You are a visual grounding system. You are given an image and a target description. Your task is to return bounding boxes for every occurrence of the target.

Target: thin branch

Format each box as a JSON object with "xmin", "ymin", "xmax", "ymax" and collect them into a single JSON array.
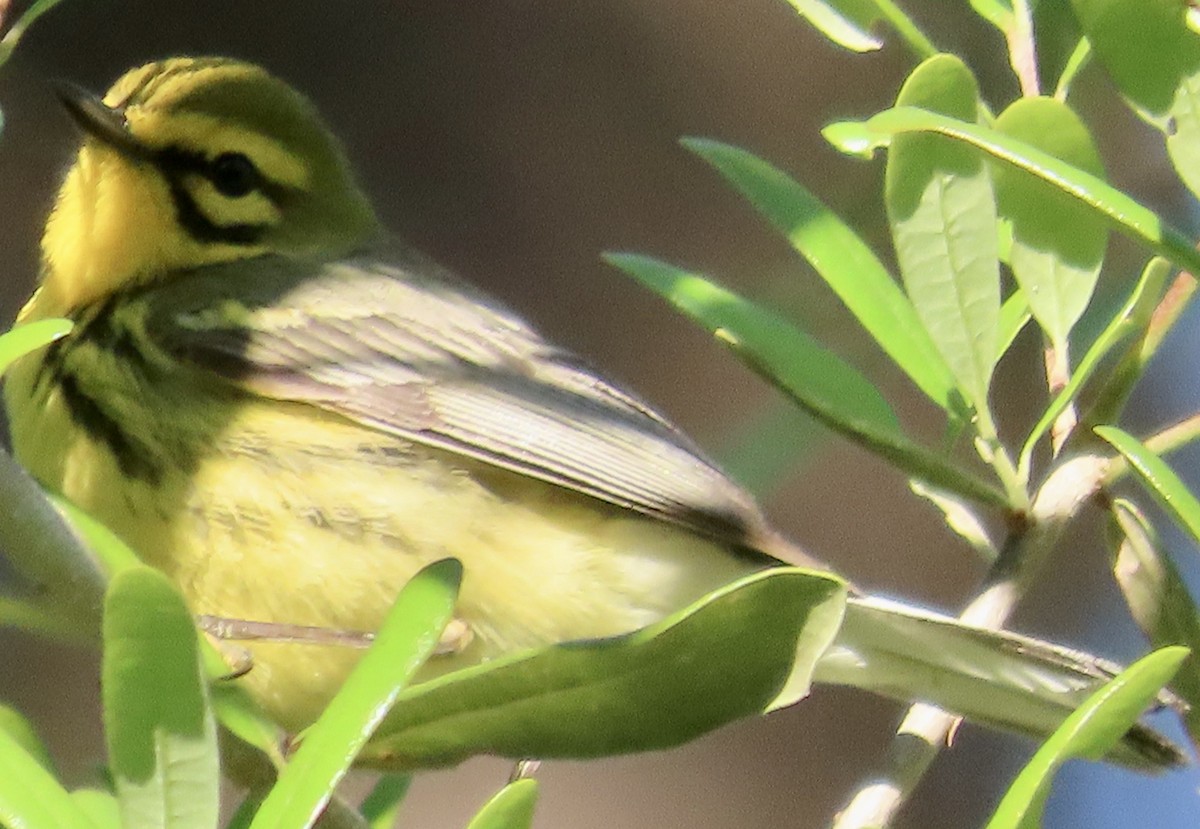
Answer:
[{"xmin": 832, "ymin": 454, "xmax": 1108, "ymax": 828}]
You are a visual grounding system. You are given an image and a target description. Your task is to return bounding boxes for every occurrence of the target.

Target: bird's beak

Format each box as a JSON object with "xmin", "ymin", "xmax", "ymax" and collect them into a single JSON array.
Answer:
[{"xmin": 53, "ymin": 81, "xmax": 153, "ymax": 160}]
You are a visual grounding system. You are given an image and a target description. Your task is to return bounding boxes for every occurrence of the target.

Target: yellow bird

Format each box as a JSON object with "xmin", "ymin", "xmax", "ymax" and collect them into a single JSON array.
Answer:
[{"xmin": 2, "ymin": 57, "xmax": 1176, "ymax": 763}]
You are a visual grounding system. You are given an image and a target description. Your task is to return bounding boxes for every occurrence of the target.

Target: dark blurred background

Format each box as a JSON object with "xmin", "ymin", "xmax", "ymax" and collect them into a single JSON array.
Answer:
[{"xmin": 1, "ymin": 1, "xmax": 1198, "ymax": 826}]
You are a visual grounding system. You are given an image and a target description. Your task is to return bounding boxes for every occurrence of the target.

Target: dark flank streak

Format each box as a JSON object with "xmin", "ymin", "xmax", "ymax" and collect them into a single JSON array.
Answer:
[
  {"xmin": 55, "ymin": 372, "xmax": 162, "ymax": 484},
  {"xmin": 43, "ymin": 301, "xmax": 165, "ymax": 485}
]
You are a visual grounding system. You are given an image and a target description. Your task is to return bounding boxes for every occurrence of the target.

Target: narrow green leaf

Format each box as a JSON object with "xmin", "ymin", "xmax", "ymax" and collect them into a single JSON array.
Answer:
[
  {"xmin": 0, "ymin": 705, "xmax": 56, "ymax": 775},
  {"xmin": 997, "ymin": 289, "xmax": 1031, "ymax": 360},
  {"xmin": 358, "ymin": 568, "xmax": 846, "ymax": 768},
  {"xmin": 967, "ymin": 0, "xmax": 1013, "ymax": 29},
  {"xmin": 360, "ymin": 774, "xmax": 411, "ymax": 829},
  {"xmin": 860, "ymin": 106, "xmax": 1200, "ymax": 276},
  {"xmin": 885, "ymin": 55, "xmax": 1000, "ymax": 413},
  {"xmin": 607, "ymin": 254, "xmax": 1006, "ymax": 506},
  {"xmin": 52, "ymin": 496, "xmax": 142, "ymax": 577},
  {"xmin": 782, "ymin": 0, "xmax": 884, "ymax": 52},
  {"xmin": 0, "ymin": 320, "xmax": 71, "ymax": 377},
  {"xmin": 465, "ymin": 779, "xmax": 539, "ymax": 829},
  {"xmin": 910, "ymin": 480, "xmax": 996, "ymax": 560},
  {"xmin": 249, "ymin": 559, "xmax": 462, "ymax": 829},
  {"xmin": 0, "ymin": 0, "xmax": 68, "ymax": 68},
  {"xmin": 0, "ymin": 453, "xmax": 108, "ymax": 644},
  {"xmin": 103, "ymin": 568, "xmax": 219, "ymax": 829},
  {"xmin": 1020, "ymin": 257, "xmax": 1170, "ymax": 477},
  {"xmin": 986, "ymin": 646, "xmax": 1188, "ymax": 829},
  {"xmin": 683, "ymin": 138, "xmax": 960, "ymax": 414},
  {"xmin": 1108, "ymin": 498, "xmax": 1200, "ymax": 742},
  {"xmin": 0, "ymin": 724, "xmax": 97, "ymax": 829},
  {"xmin": 609, "ymin": 252, "xmax": 896, "ymax": 433},
  {"xmin": 71, "ymin": 791, "xmax": 122, "ymax": 829},
  {"xmin": 993, "ymin": 97, "xmax": 1106, "ymax": 347},
  {"xmin": 1087, "ymin": 262, "xmax": 1190, "ymax": 425},
  {"xmin": 1097, "ymin": 426, "xmax": 1200, "ymax": 549}
]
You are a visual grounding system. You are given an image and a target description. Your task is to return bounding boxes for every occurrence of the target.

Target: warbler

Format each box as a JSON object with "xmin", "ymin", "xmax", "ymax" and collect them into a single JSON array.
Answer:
[{"xmin": 1, "ymin": 57, "xmax": 1177, "ymax": 764}]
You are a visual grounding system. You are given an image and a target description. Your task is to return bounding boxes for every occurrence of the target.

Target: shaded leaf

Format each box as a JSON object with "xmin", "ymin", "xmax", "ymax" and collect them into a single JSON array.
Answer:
[
  {"xmin": 885, "ymin": 54, "xmax": 1000, "ymax": 413},
  {"xmin": 1108, "ymin": 498, "xmax": 1200, "ymax": 744},
  {"xmin": 249, "ymin": 560, "xmax": 462, "ymax": 829},
  {"xmin": 103, "ymin": 568, "xmax": 219, "ymax": 829},
  {"xmin": 360, "ymin": 774, "xmax": 411, "ymax": 829},
  {"xmin": 358, "ymin": 568, "xmax": 846, "ymax": 768},
  {"xmin": 986, "ymin": 646, "xmax": 1187, "ymax": 829},
  {"xmin": 993, "ymin": 97, "xmax": 1106, "ymax": 347},
  {"xmin": 1020, "ymin": 257, "xmax": 1170, "ymax": 477}
]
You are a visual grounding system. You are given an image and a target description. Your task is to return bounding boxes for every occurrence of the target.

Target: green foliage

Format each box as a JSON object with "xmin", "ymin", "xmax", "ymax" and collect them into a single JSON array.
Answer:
[
  {"xmin": 7, "ymin": 0, "xmax": 1200, "ymax": 826},
  {"xmin": 985, "ymin": 647, "xmax": 1189, "ymax": 829}
]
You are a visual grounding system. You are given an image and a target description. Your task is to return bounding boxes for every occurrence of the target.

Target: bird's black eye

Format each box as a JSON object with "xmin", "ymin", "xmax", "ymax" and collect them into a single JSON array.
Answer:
[{"xmin": 209, "ymin": 152, "xmax": 259, "ymax": 198}]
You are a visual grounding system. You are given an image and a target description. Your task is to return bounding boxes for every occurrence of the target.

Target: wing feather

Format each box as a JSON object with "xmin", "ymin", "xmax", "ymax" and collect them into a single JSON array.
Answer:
[{"xmin": 141, "ymin": 247, "xmax": 770, "ymax": 545}]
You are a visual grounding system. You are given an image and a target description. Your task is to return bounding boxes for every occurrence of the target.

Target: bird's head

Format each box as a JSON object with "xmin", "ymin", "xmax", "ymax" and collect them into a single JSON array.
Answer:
[{"xmin": 40, "ymin": 57, "xmax": 381, "ymax": 313}]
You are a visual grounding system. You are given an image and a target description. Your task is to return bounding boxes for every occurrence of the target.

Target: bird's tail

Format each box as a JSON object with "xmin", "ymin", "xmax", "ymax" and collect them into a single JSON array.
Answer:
[{"xmin": 807, "ymin": 595, "xmax": 1186, "ymax": 769}]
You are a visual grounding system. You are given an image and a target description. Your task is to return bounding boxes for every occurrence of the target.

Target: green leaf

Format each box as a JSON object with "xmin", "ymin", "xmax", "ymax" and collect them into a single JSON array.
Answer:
[
  {"xmin": 967, "ymin": 0, "xmax": 1013, "ymax": 29},
  {"xmin": 1108, "ymin": 498, "xmax": 1200, "ymax": 742},
  {"xmin": 1097, "ymin": 426, "xmax": 1200, "ymax": 550},
  {"xmin": 0, "ymin": 452, "xmax": 108, "ymax": 643},
  {"xmin": 249, "ymin": 559, "xmax": 462, "ymax": 829},
  {"xmin": 993, "ymin": 97, "xmax": 1106, "ymax": 347},
  {"xmin": 52, "ymin": 496, "xmax": 143, "ymax": 577},
  {"xmin": 103, "ymin": 568, "xmax": 219, "ymax": 829},
  {"xmin": 985, "ymin": 646, "xmax": 1188, "ymax": 829},
  {"xmin": 465, "ymin": 779, "xmax": 539, "ymax": 829},
  {"xmin": 71, "ymin": 791, "xmax": 122, "ymax": 829},
  {"xmin": 855, "ymin": 106, "xmax": 1200, "ymax": 277},
  {"xmin": 885, "ymin": 55, "xmax": 1000, "ymax": 413},
  {"xmin": 607, "ymin": 254, "xmax": 1006, "ymax": 506},
  {"xmin": 1019, "ymin": 257, "xmax": 1170, "ymax": 477},
  {"xmin": 682, "ymin": 138, "xmax": 960, "ymax": 415},
  {"xmin": 358, "ymin": 568, "xmax": 846, "ymax": 768},
  {"xmin": 997, "ymin": 289, "xmax": 1031, "ymax": 360},
  {"xmin": 1086, "ymin": 261, "xmax": 1189, "ymax": 425},
  {"xmin": 0, "ymin": 721, "xmax": 97, "ymax": 829},
  {"xmin": 782, "ymin": 0, "xmax": 884, "ymax": 52},
  {"xmin": 360, "ymin": 774, "xmax": 411, "ymax": 829},
  {"xmin": 0, "ymin": 0, "xmax": 69, "ymax": 69},
  {"xmin": 1070, "ymin": 0, "xmax": 1200, "ymax": 118},
  {"xmin": 0, "ymin": 320, "xmax": 71, "ymax": 377},
  {"xmin": 0, "ymin": 704, "xmax": 56, "ymax": 775}
]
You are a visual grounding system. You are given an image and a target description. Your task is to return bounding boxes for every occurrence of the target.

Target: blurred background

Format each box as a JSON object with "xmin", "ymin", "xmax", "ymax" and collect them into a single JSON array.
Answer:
[{"xmin": 1, "ymin": 1, "xmax": 1198, "ymax": 826}]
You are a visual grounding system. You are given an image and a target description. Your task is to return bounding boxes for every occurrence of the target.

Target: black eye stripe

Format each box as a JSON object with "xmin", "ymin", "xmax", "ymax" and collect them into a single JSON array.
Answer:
[{"xmin": 155, "ymin": 145, "xmax": 294, "ymax": 205}]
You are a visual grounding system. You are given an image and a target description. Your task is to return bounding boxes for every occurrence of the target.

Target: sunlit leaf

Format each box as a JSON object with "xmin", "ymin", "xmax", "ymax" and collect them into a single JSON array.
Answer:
[
  {"xmin": 683, "ymin": 138, "xmax": 959, "ymax": 414},
  {"xmin": 782, "ymin": 0, "xmax": 884, "ymax": 51},
  {"xmin": 608, "ymin": 254, "xmax": 1005, "ymax": 505},
  {"xmin": 465, "ymin": 779, "xmax": 539, "ymax": 829},
  {"xmin": 0, "ymin": 319, "xmax": 71, "ymax": 377},
  {"xmin": 358, "ymin": 568, "xmax": 846, "ymax": 768},
  {"xmin": 885, "ymin": 55, "xmax": 1000, "ymax": 413},
  {"xmin": 249, "ymin": 560, "xmax": 461, "ymax": 829},
  {"xmin": 986, "ymin": 646, "xmax": 1187, "ymax": 829},
  {"xmin": 1097, "ymin": 426, "xmax": 1200, "ymax": 550},
  {"xmin": 103, "ymin": 568, "xmax": 219, "ymax": 829}
]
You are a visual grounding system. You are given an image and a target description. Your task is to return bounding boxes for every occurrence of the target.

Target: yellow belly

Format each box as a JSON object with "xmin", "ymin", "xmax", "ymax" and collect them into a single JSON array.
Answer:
[{"xmin": 6, "ymin": 353, "xmax": 753, "ymax": 730}]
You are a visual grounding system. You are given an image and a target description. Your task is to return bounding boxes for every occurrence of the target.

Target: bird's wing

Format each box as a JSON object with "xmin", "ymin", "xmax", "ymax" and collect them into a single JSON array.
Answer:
[{"xmin": 141, "ymin": 248, "xmax": 773, "ymax": 547}]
